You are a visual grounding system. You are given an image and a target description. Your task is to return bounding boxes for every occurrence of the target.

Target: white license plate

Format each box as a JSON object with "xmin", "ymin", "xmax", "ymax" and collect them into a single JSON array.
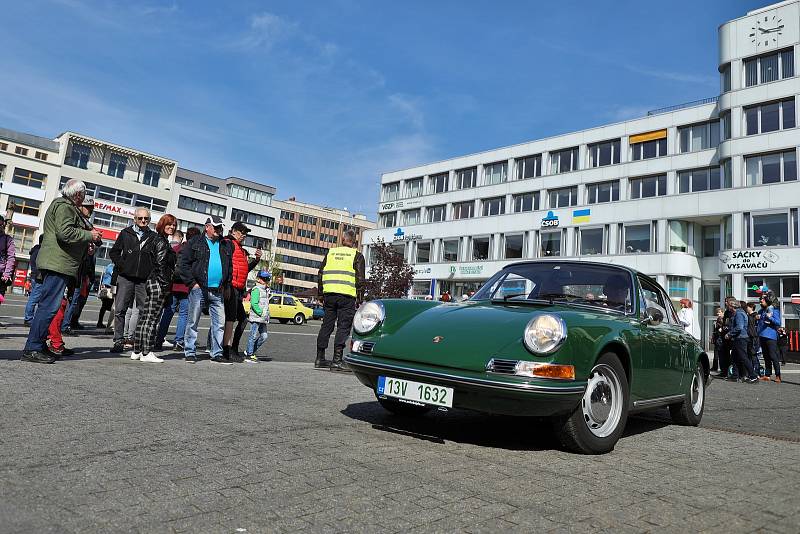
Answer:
[{"xmin": 377, "ymin": 376, "xmax": 453, "ymax": 408}]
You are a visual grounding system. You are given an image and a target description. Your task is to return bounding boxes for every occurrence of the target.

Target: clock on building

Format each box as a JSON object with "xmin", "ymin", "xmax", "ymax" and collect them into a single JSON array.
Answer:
[{"xmin": 749, "ymin": 13, "xmax": 784, "ymax": 48}]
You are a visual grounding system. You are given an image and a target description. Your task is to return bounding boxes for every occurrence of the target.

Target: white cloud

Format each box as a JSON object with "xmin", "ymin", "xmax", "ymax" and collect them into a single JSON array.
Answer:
[
  {"xmin": 604, "ymin": 105, "xmax": 655, "ymax": 122},
  {"xmin": 623, "ymin": 65, "xmax": 716, "ymax": 86},
  {"xmin": 388, "ymin": 94, "xmax": 425, "ymax": 130},
  {"xmin": 231, "ymin": 12, "xmax": 298, "ymax": 51}
]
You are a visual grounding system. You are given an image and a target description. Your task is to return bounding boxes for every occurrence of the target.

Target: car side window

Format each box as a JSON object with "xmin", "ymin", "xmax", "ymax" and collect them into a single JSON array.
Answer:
[
  {"xmin": 284, "ymin": 296, "xmax": 295, "ymax": 306},
  {"xmin": 638, "ymin": 278, "xmax": 669, "ymax": 323},
  {"xmin": 269, "ymin": 296, "xmax": 281, "ymax": 305}
]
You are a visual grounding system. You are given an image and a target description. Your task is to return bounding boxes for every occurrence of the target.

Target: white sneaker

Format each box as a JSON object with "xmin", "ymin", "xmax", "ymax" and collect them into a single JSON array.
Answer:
[
  {"xmin": 130, "ymin": 352, "xmax": 142, "ymax": 361},
  {"xmin": 140, "ymin": 352, "xmax": 164, "ymax": 363},
  {"xmin": 161, "ymin": 340, "xmax": 174, "ymax": 349}
]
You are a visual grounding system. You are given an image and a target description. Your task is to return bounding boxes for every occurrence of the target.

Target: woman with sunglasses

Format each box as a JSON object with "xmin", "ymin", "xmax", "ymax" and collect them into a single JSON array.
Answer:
[{"xmin": 132, "ymin": 214, "xmax": 178, "ymax": 363}]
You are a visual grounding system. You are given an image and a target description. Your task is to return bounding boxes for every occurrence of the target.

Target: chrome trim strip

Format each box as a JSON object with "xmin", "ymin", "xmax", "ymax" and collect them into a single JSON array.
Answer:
[
  {"xmin": 632, "ymin": 394, "xmax": 685, "ymax": 408},
  {"xmin": 344, "ymin": 354, "xmax": 586, "ymax": 395}
]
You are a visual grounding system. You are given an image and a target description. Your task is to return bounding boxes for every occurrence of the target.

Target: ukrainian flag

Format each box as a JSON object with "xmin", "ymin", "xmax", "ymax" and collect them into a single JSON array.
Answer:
[{"xmin": 572, "ymin": 209, "xmax": 591, "ymax": 224}]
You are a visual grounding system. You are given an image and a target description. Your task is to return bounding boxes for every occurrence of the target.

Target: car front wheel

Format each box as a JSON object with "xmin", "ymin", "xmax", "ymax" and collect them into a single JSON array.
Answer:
[
  {"xmin": 669, "ymin": 359, "xmax": 705, "ymax": 426},
  {"xmin": 554, "ymin": 353, "xmax": 629, "ymax": 454},
  {"xmin": 375, "ymin": 394, "xmax": 432, "ymax": 417},
  {"xmin": 293, "ymin": 313, "xmax": 305, "ymax": 325}
]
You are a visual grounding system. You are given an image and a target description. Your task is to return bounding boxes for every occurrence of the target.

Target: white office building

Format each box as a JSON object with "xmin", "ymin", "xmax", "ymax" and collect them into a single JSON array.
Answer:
[{"xmin": 363, "ymin": 0, "xmax": 800, "ymax": 348}]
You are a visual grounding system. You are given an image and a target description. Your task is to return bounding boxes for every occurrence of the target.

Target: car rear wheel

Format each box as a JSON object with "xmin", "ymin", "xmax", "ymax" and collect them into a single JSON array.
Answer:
[
  {"xmin": 293, "ymin": 313, "xmax": 305, "ymax": 325},
  {"xmin": 375, "ymin": 394, "xmax": 432, "ymax": 417},
  {"xmin": 669, "ymin": 359, "xmax": 705, "ymax": 426},
  {"xmin": 554, "ymin": 353, "xmax": 629, "ymax": 454}
]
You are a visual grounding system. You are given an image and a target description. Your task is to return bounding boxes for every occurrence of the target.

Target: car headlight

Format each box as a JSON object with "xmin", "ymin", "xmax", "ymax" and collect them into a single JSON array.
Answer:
[
  {"xmin": 523, "ymin": 314, "xmax": 567, "ymax": 354},
  {"xmin": 353, "ymin": 301, "xmax": 385, "ymax": 334}
]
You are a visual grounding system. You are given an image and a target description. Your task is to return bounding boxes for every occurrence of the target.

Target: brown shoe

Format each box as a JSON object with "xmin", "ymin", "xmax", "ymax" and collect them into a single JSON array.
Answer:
[
  {"xmin": 759, "ymin": 376, "xmax": 771, "ymax": 381},
  {"xmin": 775, "ymin": 376, "xmax": 782, "ymax": 383}
]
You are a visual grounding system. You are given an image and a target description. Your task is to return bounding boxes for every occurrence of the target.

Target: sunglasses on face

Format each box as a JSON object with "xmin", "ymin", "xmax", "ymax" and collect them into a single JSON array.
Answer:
[{"xmin": 136, "ymin": 217, "xmax": 150, "ymax": 221}]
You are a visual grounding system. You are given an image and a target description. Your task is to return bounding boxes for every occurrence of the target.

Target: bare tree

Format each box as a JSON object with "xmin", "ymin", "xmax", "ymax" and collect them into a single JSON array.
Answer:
[{"xmin": 365, "ymin": 238, "xmax": 414, "ymax": 299}]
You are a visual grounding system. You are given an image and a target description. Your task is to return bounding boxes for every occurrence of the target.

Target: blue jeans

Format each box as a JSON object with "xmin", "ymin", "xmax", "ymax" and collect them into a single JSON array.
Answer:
[
  {"xmin": 246, "ymin": 322, "xmax": 269, "ymax": 357},
  {"xmin": 184, "ymin": 287, "xmax": 224, "ymax": 358},
  {"xmin": 24, "ymin": 279, "xmax": 43, "ymax": 322},
  {"xmin": 24, "ymin": 272, "xmax": 70, "ymax": 352},
  {"xmin": 62, "ymin": 287, "xmax": 87, "ymax": 331},
  {"xmin": 156, "ymin": 293, "xmax": 189, "ymax": 346}
]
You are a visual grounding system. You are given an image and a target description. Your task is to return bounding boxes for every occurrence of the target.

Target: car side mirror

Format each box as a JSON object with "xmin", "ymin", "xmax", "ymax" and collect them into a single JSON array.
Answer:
[{"xmin": 642, "ymin": 307, "xmax": 664, "ymax": 326}]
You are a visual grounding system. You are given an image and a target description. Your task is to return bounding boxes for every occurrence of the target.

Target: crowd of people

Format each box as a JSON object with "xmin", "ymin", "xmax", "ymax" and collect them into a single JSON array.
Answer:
[
  {"xmin": 712, "ymin": 294, "xmax": 788, "ymax": 383},
  {"xmin": 16, "ymin": 178, "xmax": 366, "ymax": 369}
]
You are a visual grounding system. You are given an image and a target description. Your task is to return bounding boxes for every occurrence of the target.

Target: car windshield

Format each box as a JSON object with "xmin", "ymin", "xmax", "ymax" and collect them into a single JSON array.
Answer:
[{"xmin": 472, "ymin": 262, "xmax": 634, "ymax": 313}]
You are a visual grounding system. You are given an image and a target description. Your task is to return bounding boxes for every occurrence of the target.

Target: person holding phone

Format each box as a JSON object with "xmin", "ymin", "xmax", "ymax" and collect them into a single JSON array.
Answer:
[{"xmin": 222, "ymin": 221, "xmax": 262, "ymax": 362}]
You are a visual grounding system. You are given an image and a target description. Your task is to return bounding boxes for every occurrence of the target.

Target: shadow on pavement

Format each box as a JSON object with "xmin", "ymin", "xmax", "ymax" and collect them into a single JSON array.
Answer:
[{"xmin": 342, "ymin": 401, "xmax": 670, "ymax": 452}]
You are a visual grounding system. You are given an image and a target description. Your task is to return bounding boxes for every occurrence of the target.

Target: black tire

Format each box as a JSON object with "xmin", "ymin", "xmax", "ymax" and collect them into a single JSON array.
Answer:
[
  {"xmin": 669, "ymin": 359, "xmax": 705, "ymax": 426},
  {"xmin": 554, "ymin": 353, "xmax": 629, "ymax": 454},
  {"xmin": 293, "ymin": 313, "xmax": 305, "ymax": 325},
  {"xmin": 375, "ymin": 394, "xmax": 432, "ymax": 417},
  {"xmin": 278, "ymin": 319, "xmax": 289, "ymax": 324}
]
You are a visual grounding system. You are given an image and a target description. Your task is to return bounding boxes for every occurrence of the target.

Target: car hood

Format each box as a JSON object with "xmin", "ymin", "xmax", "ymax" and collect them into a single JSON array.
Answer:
[{"xmin": 373, "ymin": 300, "xmax": 617, "ymax": 372}]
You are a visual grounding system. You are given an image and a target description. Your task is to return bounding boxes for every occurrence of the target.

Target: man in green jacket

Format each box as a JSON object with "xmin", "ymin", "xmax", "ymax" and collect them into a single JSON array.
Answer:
[{"xmin": 22, "ymin": 179, "xmax": 102, "ymax": 364}]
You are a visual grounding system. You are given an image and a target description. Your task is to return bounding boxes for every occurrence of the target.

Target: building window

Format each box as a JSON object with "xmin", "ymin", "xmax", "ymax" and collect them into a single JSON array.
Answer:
[
  {"xmin": 550, "ymin": 147, "xmax": 579, "ymax": 174},
  {"xmin": 280, "ymin": 210, "xmax": 295, "ymax": 221},
  {"xmin": 135, "ymin": 194, "xmax": 168, "ymax": 213},
  {"xmin": 6, "ymin": 196, "xmax": 41, "ymax": 216},
  {"xmin": 404, "ymin": 209, "xmax": 421, "ymax": 225},
  {"xmin": 579, "ymin": 227, "xmax": 604, "ymax": 255},
  {"xmin": 0, "ymin": 142, "xmax": 7, "ymax": 151},
  {"xmin": 721, "ymin": 63, "xmax": 731, "ymax": 93},
  {"xmin": 745, "ymin": 150, "xmax": 797, "ymax": 185},
  {"xmin": 142, "ymin": 163, "xmax": 161, "ymax": 187},
  {"xmin": 666, "ymin": 276, "xmax": 691, "ymax": 302},
  {"xmin": 455, "ymin": 167, "xmax": 477, "ymax": 189},
  {"xmin": 34, "ymin": 151, "xmax": 48, "ymax": 161},
  {"xmin": 276, "ymin": 239, "xmax": 329, "ymax": 256},
  {"xmin": 228, "ymin": 184, "xmax": 272, "ymax": 205},
  {"xmin": 678, "ymin": 166, "xmax": 729, "ymax": 193},
  {"xmin": 702, "ymin": 225, "xmax": 720, "ymax": 257},
  {"xmin": 12, "ymin": 168, "xmax": 46, "ymax": 189},
  {"xmin": 415, "ymin": 242, "xmax": 431, "ymax": 263},
  {"xmin": 429, "ymin": 173, "xmax": 448, "ymax": 194},
  {"xmin": 504, "ymin": 234, "xmax": 524, "ymax": 259},
  {"xmin": 483, "ymin": 161, "xmax": 507, "ymax": 185},
  {"xmin": 278, "ymin": 224, "xmax": 293, "ymax": 234},
  {"xmin": 751, "ymin": 212, "xmax": 789, "ymax": 247},
  {"xmin": 441, "ymin": 239, "xmax": 459, "ymax": 262},
  {"xmin": 297, "ymin": 229, "xmax": 316, "ymax": 239},
  {"xmin": 482, "ymin": 196, "xmax": 505, "ymax": 216},
  {"xmin": 380, "ymin": 212, "xmax": 397, "ymax": 228},
  {"xmin": 744, "ymin": 98, "xmax": 795, "ymax": 135},
  {"xmin": 630, "ymin": 132, "xmax": 667, "ymax": 160},
  {"xmin": 15, "ymin": 146, "xmax": 28, "ymax": 156},
  {"xmin": 299, "ymin": 214, "xmax": 317, "ymax": 225},
  {"xmin": 320, "ymin": 233, "xmax": 338, "ymax": 243},
  {"xmin": 669, "ymin": 221, "xmax": 691, "ymax": 253},
  {"xmin": 405, "ymin": 178, "xmax": 423, "ymax": 198},
  {"xmin": 107, "ymin": 154, "xmax": 127, "ymax": 178},
  {"xmin": 630, "ymin": 175, "xmax": 667, "ymax": 199},
  {"xmin": 720, "ymin": 111, "xmax": 732, "ymax": 140},
  {"xmin": 744, "ymin": 48, "xmax": 794, "ymax": 87},
  {"xmin": 471, "ymin": 236, "xmax": 491, "ymax": 260},
  {"xmin": 679, "ymin": 121, "xmax": 720, "ymax": 152},
  {"xmin": 548, "ymin": 186, "xmax": 578, "ymax": 208},
  {"xmin": 244, "ymin": 235, "xmax": 271, "ymax": 250},
  {"xmin": 198, "ymin": 183, "xmax": 219, "ymax": 193},
  {"xmin": 67, "ymin": 142, "xmax": 90, "ymax": 169},
  {"xmin": 540, "ymin": 231, "xmax": 561, "ymax": 257},
  {"xmin": 232, "ymin": 208, "xmax": 275, "ymax": 229},
  {"xmin": 513, "ymin": 192, "xmax": 540, "ymax": 213},
  {"xmin": 588, "ymin": 139, "xmax": 621, "ymax": 167},
  {"xmin": 426, "ymin": 205, "xmax": 446, "ymax": 223},
  {"xmin": 9, "ymin": 226, "xmax": 36, "ymax": 254},
  {"xmin": 175, "ymin": 176, "xmax": 193, "ymax": 187},
  {"xmin": 92, "ymin": 212, "xmax": 130, "ymax": 230},
  {"xmin": 624, "ymin": 224, "xmax": 651, "ymax": 253},
  {"xmin": 321, "ymin": 220, "xmax": 340, "ymax": 230},
  {"xmin": 382, "ymin": 182, "xmax": 400, "ymax": 201},
  {"xmin": 586, "ymin": 181, "xmax": 619, "ymax": 204},
  {"xmin": 452, "ymin": 201, "xmax": 474, "ymax": 220},
  {"xmin": 96, "ymin": 185, "xmax": 134, "ymax": 205},
  {"xmin": 516, "ymin": 154, "xmax": 542, "ymax": 180},
  {"xmin": 177, "ymin": 195, "xmax": 226, "ymax": 217}
]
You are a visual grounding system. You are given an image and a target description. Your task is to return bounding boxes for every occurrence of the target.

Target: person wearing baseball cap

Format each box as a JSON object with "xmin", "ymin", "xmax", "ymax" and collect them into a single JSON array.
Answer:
[{"xmin": 178, "ymin": 214, "xmax": 234, "ymax": 363}]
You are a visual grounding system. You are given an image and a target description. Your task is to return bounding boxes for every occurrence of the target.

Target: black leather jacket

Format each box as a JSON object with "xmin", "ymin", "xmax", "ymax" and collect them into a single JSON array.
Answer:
[
  {"xmin": 150, "ymin": 233, "xmax": 177, "ymax": 288},
  {"xmin": 109, "ymin": 226, "xmax": 157, "ymax": 281}
]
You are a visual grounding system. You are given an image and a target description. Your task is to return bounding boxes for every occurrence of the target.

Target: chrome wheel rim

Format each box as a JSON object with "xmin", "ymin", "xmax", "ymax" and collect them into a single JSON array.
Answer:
[
  {"xmin": 581, "ymin": 363, "xmax": 623, "ymax": 438},
  {"xmin": 690, "ymin": 366, "xmax": 704, "ymax": 416}
]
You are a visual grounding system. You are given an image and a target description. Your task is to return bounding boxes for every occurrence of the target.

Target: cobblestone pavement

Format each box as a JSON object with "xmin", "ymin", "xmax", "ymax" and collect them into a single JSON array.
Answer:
[{"xmin": 1, "ymin": 295, "xmax": 799, "ymax": 533}]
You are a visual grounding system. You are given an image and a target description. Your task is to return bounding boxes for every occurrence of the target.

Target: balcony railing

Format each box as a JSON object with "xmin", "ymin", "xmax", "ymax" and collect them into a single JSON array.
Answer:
[{"xmin": 647, "ymin": 97, "xmax": 719, "ymax": 117}]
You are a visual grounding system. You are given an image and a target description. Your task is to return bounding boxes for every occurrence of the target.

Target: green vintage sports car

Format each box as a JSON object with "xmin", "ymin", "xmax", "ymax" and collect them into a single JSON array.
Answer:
[{"xmin": 344, "ymin": 260, "xmax": 710, "ymax": 454}]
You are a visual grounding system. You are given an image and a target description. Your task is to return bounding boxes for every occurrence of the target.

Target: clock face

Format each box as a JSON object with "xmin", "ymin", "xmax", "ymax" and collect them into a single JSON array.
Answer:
[{"xmin": 749, "ymin": 13, "xmax": 784, "ymax": 48}]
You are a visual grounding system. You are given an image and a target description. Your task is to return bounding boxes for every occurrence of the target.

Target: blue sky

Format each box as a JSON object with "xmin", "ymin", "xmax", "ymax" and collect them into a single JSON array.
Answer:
[{"xmin": 1, "ymin": 0, "xmax": 766, "ymax": 218}]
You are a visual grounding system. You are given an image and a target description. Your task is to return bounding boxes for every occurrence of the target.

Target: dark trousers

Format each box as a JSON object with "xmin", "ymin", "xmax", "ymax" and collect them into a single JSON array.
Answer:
[
  {"xmin": 62, "ymin": 286, "xmax": 88, "ymax": 330},
  {"xmin": 732, "ymin": 338, "xmax": 756, "ymax": 379},
  {"xmin": 24, "ymin": 272, "xmax": 70, "ymax": 352},
  {"xmin": 98, "ymin": 297, "xmax": 113, "ymax": 327},
  {"xmin": 113, "ymin": 276, "xmax": 146, "ymax": 343},
  {"xmin": 316, "ymin": 293, "xmax": 356, "ymax": 352},
  {"xmin": 760, "ymin": 337, "xmax": 781, "ymax": 377},
  {"xmin": 716, "ymin": 343, "xmax": 731, "ymax": 376}
]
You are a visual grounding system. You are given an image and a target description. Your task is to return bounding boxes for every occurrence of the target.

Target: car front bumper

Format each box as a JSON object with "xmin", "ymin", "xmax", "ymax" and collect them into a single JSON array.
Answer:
[{"xmin": 344, "ymin": 353, "xmax": 587, "ymax": 417}]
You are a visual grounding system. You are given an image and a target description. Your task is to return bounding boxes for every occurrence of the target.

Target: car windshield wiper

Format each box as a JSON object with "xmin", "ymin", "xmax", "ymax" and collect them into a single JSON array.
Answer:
[
  {"xmin": 537, "ymin": 292, "xmax": 586, "ymax": 303},
  {"xmin": 491, "ymin": 294, "xmax": 551, "ymax": 305}
]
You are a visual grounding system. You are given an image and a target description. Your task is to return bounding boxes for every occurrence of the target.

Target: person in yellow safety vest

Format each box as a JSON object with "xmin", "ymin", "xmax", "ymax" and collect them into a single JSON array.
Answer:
[{"xmin": 315, "ymin": 229, "xmax": 365, "ymax": 371}]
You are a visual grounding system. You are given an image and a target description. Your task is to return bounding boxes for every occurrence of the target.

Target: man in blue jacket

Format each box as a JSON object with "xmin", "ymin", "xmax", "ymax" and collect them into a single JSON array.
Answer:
[
  {"xmin": 757, "ymin": 295, "xmax": 782, "ymax": 382},
  {"xmin": 724, "ymin": 297, "xmax": 758, "ymax": 383}
]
